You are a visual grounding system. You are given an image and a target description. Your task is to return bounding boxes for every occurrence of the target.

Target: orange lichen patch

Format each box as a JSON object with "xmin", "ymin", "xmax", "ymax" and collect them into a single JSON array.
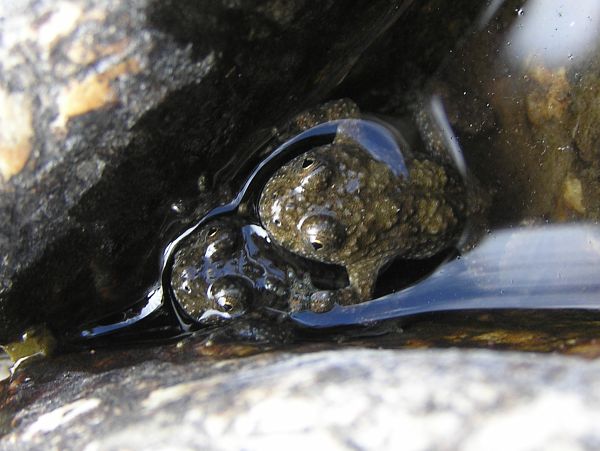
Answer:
[
  {"xmin": 525, "ymin": 66, "xmax": 571, "ymax": 126},
  {"xmin": 0, "ymin": 88, "xmax": 33, "ymax": 181},
  {"xmin": 59, "ymin": 73, "xmax": 116, "ymax": 120},
  {"xmin": 53, "ymin": 58, "xmax": 141, "ymax": 129}
]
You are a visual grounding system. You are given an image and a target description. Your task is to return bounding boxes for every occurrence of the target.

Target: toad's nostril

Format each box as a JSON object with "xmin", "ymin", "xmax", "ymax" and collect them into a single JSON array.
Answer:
[
  {"xmin": 311, "ymin": 240, "xmax": 323, "ymax": 250},
  {"xmin": 302, "ymin": 158, "xmax": 314, "ymax": 169}
]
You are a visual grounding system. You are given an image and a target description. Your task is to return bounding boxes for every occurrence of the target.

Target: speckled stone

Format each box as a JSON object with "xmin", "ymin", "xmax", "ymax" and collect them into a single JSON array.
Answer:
[{"xmin": 3, "ymin": 348, "xmax": 600, "ymax": 450}]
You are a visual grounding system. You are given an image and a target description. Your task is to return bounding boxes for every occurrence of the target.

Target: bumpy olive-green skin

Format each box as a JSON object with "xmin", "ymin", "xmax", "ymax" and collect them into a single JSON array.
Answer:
[
  {"xmin": 259, "ymin": 140, "xmax": 467, "ymax": 303},
  {"xmin": 171, "ymin": 218, "xmax": 291, "ymax": 321}
]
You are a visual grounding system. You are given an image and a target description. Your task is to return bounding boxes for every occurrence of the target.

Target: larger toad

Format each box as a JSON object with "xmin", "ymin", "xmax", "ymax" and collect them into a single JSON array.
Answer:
[{"xmin": 258, "ymin": 125, "xmax": 471, "ymax": 308}]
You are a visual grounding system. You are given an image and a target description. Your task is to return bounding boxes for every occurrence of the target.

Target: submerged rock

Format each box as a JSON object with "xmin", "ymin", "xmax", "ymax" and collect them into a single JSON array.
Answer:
[{"xmin": 414, "ymin": 1, "xmax": 600, "ymax": 225}]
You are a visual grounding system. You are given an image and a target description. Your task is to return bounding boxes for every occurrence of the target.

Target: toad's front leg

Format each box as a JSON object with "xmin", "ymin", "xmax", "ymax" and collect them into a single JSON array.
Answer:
[{"xmin": 290, "ymin": 259, "xmax": 381, "ymax": 313}]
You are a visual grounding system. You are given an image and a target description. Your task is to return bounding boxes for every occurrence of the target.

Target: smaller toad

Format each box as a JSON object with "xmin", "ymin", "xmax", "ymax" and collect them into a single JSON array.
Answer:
[{"xmin": 171, "ymin": 217, "xmax": 292, "ymax": 322}]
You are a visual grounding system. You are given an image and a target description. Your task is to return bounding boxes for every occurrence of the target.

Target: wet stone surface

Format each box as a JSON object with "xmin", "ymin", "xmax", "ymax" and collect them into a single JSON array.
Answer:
[{"xmin": 4, "ymin": 345, "xmax": 600, "ymax": 450}]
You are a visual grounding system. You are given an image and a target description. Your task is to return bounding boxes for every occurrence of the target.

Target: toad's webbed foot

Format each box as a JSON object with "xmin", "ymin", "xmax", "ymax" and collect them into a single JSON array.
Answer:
[{"xmin": 288, "ymin": 271, "xmax": 363, "ymax": 313}]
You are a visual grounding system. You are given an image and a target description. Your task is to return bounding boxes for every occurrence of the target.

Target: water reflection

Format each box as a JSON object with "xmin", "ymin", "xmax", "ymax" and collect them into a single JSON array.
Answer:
[
  {"xmin": 292, "ymin": 224, "xmax": 600, "ymax": 327},
  {"xmin": 506, "ymin": 0, "xmax": 600, "ymax": 67}
]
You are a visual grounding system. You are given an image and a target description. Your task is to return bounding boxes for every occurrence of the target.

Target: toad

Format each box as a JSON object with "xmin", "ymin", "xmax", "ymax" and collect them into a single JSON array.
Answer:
[{"xmin": 258, "ymin": 125, "xmax": 472, "ymax": 309}]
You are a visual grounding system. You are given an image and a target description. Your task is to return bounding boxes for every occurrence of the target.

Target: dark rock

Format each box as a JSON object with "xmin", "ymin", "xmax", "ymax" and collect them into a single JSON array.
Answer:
[
  {"xmin": 0, "ymin": 0, "xmax": 415, "ymax": 342},
  {"xmin": 3, "ymin": 347, "xmax": 600, "ymax": 449}
]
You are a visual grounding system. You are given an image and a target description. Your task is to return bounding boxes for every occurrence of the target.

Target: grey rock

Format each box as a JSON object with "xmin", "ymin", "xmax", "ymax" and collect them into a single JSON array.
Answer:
[{"xmin": 3, "ymin": 348, "xmax": 600, "ymax": 449}]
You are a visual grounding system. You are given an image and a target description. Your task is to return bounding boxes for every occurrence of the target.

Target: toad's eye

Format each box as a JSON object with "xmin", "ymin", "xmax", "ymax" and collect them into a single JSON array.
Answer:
[
  {"xmin": 207, "ymin": 276, "xmax": 253, "ymax": 316},
  {"xmin": 300, "ymin": 214, "xmax": 346, "ymax": 254}
]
